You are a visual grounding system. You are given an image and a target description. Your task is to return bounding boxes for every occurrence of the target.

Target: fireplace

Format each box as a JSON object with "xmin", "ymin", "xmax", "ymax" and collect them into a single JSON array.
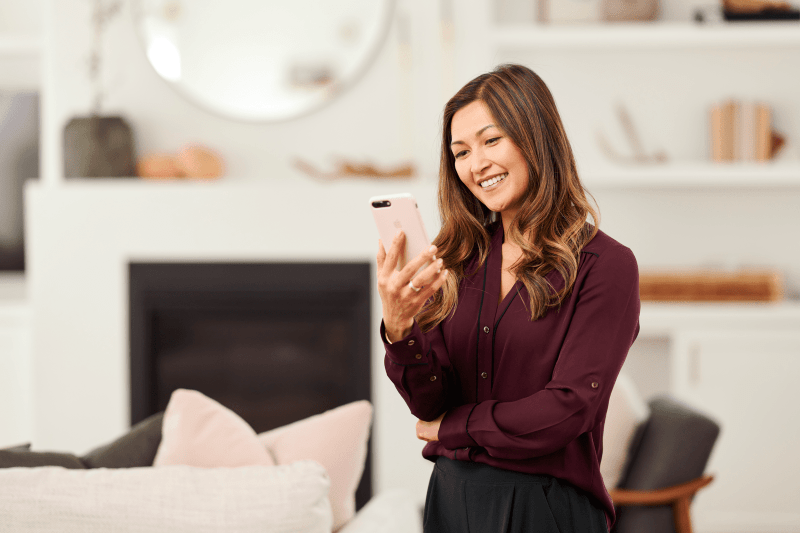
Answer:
[{"xmin": 129, "ymin": 261, "xmax": 372, "ymax": 508}]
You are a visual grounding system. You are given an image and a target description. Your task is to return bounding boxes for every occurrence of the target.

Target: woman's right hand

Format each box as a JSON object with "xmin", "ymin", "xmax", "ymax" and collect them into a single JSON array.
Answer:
[{"xmin": 377, "ymin": 231, "xmax": 448, "ymax": 341}]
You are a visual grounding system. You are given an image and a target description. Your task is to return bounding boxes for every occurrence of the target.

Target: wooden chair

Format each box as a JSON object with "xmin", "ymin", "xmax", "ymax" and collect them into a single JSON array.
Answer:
[
  {"xmin": 609, "ymin": 396, "xmax": 720, "ymax": 533},
  {"xmin": 610, "ymin": 475, "xmax": 714, "ymax": 533}
]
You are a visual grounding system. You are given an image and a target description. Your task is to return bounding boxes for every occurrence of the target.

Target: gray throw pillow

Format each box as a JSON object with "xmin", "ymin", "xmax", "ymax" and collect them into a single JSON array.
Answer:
[
  {"xmin": 81, "ymin": 412, "xmax": 164, "ymax": 469},
  {"xmin": 0, "ymin": 443, "xmax": 31, "ymax": 452},
  {"xmin": 0, "ymin": 449, "xmax": 86, "ymax": 469}
]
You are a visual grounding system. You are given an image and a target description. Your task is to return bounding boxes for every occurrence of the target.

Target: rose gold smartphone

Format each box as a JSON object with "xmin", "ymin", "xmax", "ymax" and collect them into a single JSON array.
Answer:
[{"xmin": 370, "ymin": 193, "xmax": 431, "ymax": 275}]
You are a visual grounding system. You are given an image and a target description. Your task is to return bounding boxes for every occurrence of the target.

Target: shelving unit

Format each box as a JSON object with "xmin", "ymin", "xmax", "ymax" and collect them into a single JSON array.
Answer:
[
  {"xmin": 0, "ymin": 34, "xmax": 41, "ymax": 56},
  {"xmin": 0, "ymin": 32, "xmax": 42, "ymax": 89},
  {"xmin": 582, "ymin": 161, "xmax": 800, "ymax": 188},
  {"xmin": 492, "ymin": 21, "xmax": 800, "ymax": 50}
]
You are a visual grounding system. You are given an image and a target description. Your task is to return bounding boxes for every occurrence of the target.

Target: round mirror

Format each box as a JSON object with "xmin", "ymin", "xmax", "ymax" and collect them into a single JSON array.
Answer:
[{"xmin": 133, "ymin": 0, "xmax": 395, "ymax": 122}]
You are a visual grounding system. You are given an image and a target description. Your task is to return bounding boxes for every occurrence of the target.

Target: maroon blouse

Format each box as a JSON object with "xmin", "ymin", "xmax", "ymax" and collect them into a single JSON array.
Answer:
[{"xmin": 382, "ymin": 222, "xmax": 640, "ymax": 529}]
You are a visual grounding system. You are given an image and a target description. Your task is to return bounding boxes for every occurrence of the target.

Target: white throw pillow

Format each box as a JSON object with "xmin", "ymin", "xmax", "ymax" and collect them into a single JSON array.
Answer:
[
  {"xmin": 153, "ymin": 389, "xmax": 275, "ymax": 468},
  {"xmin": 258, "ymin": 400, "xmax": 373, "ymax": 532},
  {"xmin": 601, "ymin": 373, "xmax": 649, "ymax": 489},
  {"xmin": 0, "ymin": 461, "xmax": 332, "ymax": 533}
]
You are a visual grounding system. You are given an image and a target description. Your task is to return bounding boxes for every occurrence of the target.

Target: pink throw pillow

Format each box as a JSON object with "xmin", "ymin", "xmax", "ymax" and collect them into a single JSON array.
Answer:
[
  {"xmin": 258, "ymin": 400, "xmax": 373, "ymax": 532},
  {"xmin": 153, "ymin": 389, "xmax": 275, "ymax": 468}
]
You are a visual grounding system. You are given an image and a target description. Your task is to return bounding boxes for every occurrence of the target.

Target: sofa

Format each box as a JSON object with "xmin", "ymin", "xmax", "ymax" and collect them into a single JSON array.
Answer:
[{"xmin": 0, "ymin": 391, "xmax": 422, "ymax": 533}]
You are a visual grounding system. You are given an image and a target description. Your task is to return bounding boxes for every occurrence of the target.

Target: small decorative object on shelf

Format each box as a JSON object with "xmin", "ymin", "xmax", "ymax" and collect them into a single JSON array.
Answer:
[
  {"xmin": 596, "ymin": 104, "xmax": 668, "ymax": 164},
  {"xmin": 722, "ymin": 0, "xmax": 800, "ymax": 19},
  {"xmin": 137, "ymin": 144, "xmax": 225, "ymax": 180},
  {"xmin": 540, "ymin": 0, "xmax": 603, "ymax": 23},
  {"xmin": 602, "ymin": 0, "xmax": 660, "ymax": 21},
  {"xmin": 709, "ymin": 99, "xmax": 785, "ymax": 162},
  {"xmin": 63, "ymin": 0, "xmax": 137, "ymax": 178},
  {"xmin": 294, "ymin": 158, "xmax": 416, "ymax": 180},
  {"xmin": 639, "ymin": 268, "xmax": 785, "ymax": 302},
  {"xmin": 64, "ymin": 116, "xmax": 136, "ymax": 178}
]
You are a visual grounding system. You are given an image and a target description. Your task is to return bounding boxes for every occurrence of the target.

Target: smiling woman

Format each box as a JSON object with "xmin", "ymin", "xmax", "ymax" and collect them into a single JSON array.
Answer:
[
  {"xmin": 450, "ymin": 100, "xmax": 530, "ymax": 223},
  {"xmin": 376, "ymin": 64, "xmax": 641, "ymax": 533}
]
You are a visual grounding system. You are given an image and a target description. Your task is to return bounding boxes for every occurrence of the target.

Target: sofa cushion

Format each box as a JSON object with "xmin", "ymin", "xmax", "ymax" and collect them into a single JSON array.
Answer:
[
  {"xmin": 153, "ymin": 389, "xmax": 275, "ymax": 468},
  {"xmin": 601, "ymin": 373, "xmax": 649, "ymax": 489},
  {"xmin": 0, "ymin": 449, "xmax": 86, "ymax": 469},
  {"xmin": 613, "ymin": 395, "xmax": 721, "ymax": 533},
  {"xmin": 82, "ymin": 412, "xmax": 164, "ymax": 468},
  {"xmin": 258, "ymin": 400, "xmax": 373, "ymax": 532},
  {"xmin": 0, "ymin": 460, "xmax": 332, "ymax": 533}
]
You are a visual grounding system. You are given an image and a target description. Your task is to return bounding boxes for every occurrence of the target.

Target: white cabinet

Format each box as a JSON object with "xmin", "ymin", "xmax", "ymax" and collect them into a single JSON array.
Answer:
[
  {"xmin": 671, "ymin": 330, "xmax": 800, "ymax": 532},
  {"xmin": 0, "ymin": 297, "xmax": 32, "ymax": 448}
]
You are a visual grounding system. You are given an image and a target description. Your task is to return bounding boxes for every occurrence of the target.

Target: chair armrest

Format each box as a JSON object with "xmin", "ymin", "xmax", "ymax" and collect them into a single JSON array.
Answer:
[
  {"xmin": 337, "ymin": 488, "xmax": 422, "ymax": 533},
  {"xmin": 610, "ymin": 475, "xmax": 714, "ymax": 506}
]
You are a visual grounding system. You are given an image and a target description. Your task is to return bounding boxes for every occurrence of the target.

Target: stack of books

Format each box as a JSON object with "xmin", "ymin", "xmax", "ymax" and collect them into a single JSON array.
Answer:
[{"xmin": 710, "ymin": 100, "xmax": 773, "ymax": 162}]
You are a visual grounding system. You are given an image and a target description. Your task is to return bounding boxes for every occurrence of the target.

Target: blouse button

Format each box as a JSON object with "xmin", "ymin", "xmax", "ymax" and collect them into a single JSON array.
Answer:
[
  {"xmin": 591, "ymin": 382, "xmax": 599, "ymax": 389},
  {"xmin": 415, "ymin": 353, "xmax": 422, "ymax": 360},
  {"xmin": 483, "ymin": 326, "xmax": 490, "ymax": 333},
  {"xmin": 481, "ymin": 372, "xmax": 488, "ymax": 379},
  {"xmin": 430, "ymin": 375, "xmax": 437, "ymax": 382},
  {"xmin": 408, "ymin": 340, "xmax": 415, "ymax": 346}
]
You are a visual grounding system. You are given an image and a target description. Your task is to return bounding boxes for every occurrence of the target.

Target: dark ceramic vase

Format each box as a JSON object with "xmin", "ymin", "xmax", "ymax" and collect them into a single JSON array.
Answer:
[{"xmin": 63, "ymin": 115, "xmax": 136, "ymax": 178}]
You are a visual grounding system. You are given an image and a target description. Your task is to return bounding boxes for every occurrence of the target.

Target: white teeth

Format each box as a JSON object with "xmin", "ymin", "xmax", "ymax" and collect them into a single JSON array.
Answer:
[{"xmin": 480, "ymin": 173, "xmax": 507, "ymax": 188}]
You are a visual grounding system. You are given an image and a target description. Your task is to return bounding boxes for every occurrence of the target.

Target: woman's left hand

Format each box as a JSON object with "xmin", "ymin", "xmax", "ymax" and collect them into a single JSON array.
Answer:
[{"xmin": 416, "ymin": 412, "xmax": 446, "ymax": 442}]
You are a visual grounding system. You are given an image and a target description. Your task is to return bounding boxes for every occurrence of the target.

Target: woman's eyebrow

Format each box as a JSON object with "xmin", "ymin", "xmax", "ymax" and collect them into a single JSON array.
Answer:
[{"xmin": 451, "ymin": 124, "xmax": 497, "ymax": 146}]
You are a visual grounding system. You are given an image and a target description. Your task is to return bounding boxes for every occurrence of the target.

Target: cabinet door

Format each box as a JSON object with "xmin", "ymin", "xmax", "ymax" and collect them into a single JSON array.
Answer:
[{"xmin": 672, "ymin": 330, "xmax": 800, "ymax": 532}]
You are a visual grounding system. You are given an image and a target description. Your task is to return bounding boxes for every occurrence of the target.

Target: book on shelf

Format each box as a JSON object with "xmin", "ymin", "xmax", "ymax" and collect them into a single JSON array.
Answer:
[{"xmin": 710, "ymin": 99, "xmax": 772, "ymax": 163}]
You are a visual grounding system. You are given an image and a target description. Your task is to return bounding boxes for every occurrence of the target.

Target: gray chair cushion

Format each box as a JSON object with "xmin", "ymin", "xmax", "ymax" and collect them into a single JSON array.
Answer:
[
  {"xmin": 81, "ymin": 412, "xmax": 164, "ymax": 469},
  {"xmin": 613, "ymin": 395, "xmax": 721, "ymax": 533}
]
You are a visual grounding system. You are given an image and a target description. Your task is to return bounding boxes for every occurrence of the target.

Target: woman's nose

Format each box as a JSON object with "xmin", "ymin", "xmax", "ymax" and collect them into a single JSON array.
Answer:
[{"xmin": 470, "ymin": 149, "xmax": 490, "ymax": 175}]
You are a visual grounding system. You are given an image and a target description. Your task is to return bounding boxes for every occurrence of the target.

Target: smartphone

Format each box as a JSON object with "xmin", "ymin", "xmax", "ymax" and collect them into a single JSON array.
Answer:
[{"xmin": 370, "ymin": 193, "xmax": 431, "ymax": 275}]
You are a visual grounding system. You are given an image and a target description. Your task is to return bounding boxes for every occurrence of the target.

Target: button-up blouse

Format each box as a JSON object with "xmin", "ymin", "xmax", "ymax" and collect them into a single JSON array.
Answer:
[{"xmin": 382, "ymin": 222, "xmax": 640, "ymax": 529}]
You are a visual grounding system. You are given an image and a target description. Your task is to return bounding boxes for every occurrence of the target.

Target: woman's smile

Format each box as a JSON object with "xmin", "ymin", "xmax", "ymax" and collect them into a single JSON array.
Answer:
[
  {"xmin": 450, "ymin": 100, "xmax": 529, "ymax": 222},
  {"xmin": 479, "ymin": 173, "xmax": 508, "ymax": 190}
]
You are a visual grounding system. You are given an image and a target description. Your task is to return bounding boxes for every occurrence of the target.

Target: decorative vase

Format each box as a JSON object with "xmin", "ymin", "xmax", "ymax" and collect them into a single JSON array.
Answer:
[{"xmin": 63, "ymin": 115, "xmax": 136, "ymax": 178}]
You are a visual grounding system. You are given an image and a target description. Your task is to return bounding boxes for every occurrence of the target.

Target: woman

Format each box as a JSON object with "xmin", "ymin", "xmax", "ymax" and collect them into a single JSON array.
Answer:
[{"xmin": 376, "ymin": 64, "xmax": 640, "ymax": 532}]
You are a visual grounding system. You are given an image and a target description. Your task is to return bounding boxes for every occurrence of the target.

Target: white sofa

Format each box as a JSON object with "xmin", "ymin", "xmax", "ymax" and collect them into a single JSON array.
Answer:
[{"xmin": 0, "ymin": 461, "xmax": 421, "ymax": 533}]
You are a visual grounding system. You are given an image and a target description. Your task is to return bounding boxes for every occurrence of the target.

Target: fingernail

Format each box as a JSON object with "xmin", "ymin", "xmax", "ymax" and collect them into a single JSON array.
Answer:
[{"xmin": 428, "ymin": 245, "xmax": 437, "ymax": 253}]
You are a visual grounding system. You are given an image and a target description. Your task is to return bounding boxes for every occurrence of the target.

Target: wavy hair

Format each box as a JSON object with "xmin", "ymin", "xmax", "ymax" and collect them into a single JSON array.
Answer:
[{"xmin": 416, "ymin": 64, "xmax": 600, "ymax": 332}]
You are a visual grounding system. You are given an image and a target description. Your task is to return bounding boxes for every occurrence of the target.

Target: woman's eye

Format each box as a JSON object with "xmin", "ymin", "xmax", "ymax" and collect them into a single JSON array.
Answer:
[
  {"xmin": 454, "ymin": 150, "xmax": 467, "ymax": 159},
  {"xmin": 486, "ymin": 137, "xmax": 501, "ymax": 145}
]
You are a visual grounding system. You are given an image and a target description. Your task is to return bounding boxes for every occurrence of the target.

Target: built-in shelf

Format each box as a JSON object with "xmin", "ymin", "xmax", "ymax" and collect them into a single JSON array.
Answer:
[
  {"xmin": 582, "ymin": 161, "xmax": 800, "ymax": 188},
  {"xmin": 639, "ymin": 301, "xmax": 800, "ymax": 336},
  {"xmin": 0, "ymin": 34, "xmax": 41, "ymax": 56},
  {"xmin": 492, "ymin": 21, "xmax": 800, "ymax": 50}
]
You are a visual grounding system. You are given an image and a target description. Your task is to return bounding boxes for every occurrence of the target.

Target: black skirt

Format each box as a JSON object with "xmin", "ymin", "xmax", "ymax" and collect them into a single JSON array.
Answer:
[{"xmin": 424, "ymin": 456, "xmax": 608, "ymax": 533}]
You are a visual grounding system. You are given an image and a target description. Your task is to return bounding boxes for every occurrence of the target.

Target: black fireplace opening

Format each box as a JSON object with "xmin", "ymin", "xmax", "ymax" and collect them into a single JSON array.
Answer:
[{"xmin": 129, "ymin": 261, "xmax": 372, "ymax": 509}]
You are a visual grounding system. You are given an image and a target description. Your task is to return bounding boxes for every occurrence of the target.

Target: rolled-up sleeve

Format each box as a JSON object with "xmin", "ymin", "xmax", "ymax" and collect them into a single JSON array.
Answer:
[
  {"xmin": 383, "ymin": 319, "xmax": 455, "ymax": 422},
  {"xmin": 438, "ymin": 245, "xmax": 640, "ymax": 459}
]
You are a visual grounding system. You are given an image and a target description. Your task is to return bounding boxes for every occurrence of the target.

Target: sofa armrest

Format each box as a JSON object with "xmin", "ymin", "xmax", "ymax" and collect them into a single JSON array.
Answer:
[{"xmin": 338, "ymin": 488, "xmax": 422, "ymax": 533}]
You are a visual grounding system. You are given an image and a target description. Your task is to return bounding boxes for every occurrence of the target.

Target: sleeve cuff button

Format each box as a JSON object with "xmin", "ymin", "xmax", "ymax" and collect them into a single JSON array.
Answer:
[
  {"xmin": 430, "ymin": 375, "xmax": 437, "ymax": 381},
  {"xmin": 591, "ymin": 382, "xmax": 599, "ymax": 389}
]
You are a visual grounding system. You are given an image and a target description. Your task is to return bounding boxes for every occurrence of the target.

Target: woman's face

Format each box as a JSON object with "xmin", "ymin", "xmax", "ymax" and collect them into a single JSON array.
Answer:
[{"xmin": 450, "ymin": 100, "xmax": 529, "ymax": 220}]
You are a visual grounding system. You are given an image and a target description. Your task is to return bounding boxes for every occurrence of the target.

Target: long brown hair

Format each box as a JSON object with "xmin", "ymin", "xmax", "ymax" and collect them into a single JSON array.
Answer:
[{"xmin": 417, "ymin": 63, "xmax": 600, "ymax": 331}]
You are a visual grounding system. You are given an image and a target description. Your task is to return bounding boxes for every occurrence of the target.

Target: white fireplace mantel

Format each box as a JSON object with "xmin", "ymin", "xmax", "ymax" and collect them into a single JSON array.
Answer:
[{"xmin": 24, "ymin": 176, "xmax": 441, "ymax": 500}]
